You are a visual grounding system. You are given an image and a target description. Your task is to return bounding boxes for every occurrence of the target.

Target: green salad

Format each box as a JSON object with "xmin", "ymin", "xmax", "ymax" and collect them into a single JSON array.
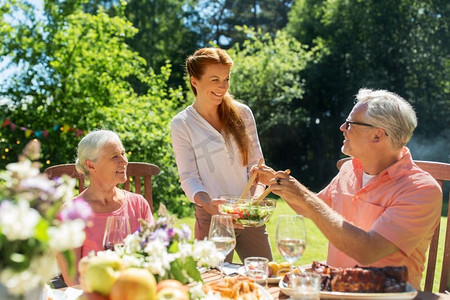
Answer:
[{"xmin": 220, "ymin": 199, "xmax": 276, "ymax": 227}]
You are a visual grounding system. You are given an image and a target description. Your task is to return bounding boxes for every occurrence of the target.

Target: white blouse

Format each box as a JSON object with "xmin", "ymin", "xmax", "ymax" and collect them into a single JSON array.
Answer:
[{"xmin": 171, "ymin": 102, "xmax": 263, "ymax": 203}]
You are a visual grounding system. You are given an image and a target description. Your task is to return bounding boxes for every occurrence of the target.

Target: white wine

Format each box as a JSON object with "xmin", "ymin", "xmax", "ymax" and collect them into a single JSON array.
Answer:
[
  {"xmin": 210, "ymin": 236, "xmax": 236, "ymax": 256},
  {"xmin": 276, "ymin": 238, "xmax": 306, "ymax": 264}
]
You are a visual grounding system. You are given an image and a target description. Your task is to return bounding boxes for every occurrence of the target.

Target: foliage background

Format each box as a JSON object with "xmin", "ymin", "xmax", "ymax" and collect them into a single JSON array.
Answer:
[{"xmin": 1, "ymin": 0, "xmax": 449, "ymax": 217}]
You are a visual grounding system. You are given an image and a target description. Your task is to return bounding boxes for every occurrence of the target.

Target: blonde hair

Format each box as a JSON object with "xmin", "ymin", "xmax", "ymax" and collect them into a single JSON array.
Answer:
[{"xmin": 186, "ymin": 48, "xmax": 250, "ymax": 165}]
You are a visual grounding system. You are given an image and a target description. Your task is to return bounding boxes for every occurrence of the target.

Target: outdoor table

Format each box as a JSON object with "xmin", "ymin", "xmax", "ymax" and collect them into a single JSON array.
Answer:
[
  {"xmin": 202, "ymin": 268, "xmax": 450, "ymax": 300},
  {"xmin": 59, "ymin": 269, "xmax": 449, "ymax": 299}
]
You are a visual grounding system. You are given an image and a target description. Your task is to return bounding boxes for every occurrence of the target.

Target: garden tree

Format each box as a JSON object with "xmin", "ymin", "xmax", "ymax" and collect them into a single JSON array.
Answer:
[
  {"xmin": 82, "ymin": 0, "xmax": 200, "ymax": 94},
  {"xmin": 0, "ymin": 0, "xmax": 190, "ymax": 215},
  {"xmin": 124, "ymin": 0, "xmax": 200, "ymax": 91},
  {"xmin": 194, "ymin": 0, "xmax": 294, "ymax": 48},
  {"xmin": 285, "ymin": 0, "xmax": 450, "ymax": 186},
  {"xmin": 228, "ymin": 27, "xmax": 322, "ymax": 183}
]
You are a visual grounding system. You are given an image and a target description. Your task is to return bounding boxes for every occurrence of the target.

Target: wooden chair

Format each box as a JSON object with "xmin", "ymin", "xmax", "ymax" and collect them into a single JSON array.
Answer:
[
  {"xmin": 337, "ymin": 157, "xmax": 450, "ymax": 292},
  {"xmin": 44, "ymin": 162, "xmax": 160, "ymax": 211}
]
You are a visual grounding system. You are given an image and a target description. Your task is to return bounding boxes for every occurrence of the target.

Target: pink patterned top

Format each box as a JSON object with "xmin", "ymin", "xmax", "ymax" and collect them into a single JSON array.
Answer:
[{"xmin": 79, "ymin": 191, "xmax": 154, "ymax": 257}]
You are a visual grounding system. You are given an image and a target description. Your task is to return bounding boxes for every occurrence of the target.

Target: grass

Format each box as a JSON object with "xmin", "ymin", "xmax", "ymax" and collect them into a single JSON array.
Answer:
[{"xmin": 175, "ymin": 199, "xmax": 447, "ymax": 292}]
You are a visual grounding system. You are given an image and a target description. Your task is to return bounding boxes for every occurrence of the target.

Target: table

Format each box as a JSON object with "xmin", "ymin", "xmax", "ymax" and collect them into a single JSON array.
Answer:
[{"xmin": 202, "ymin": 269, "xmax": 450, "ymax": 299}]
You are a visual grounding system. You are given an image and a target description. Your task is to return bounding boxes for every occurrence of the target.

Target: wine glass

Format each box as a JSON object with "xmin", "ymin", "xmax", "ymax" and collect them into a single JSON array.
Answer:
[
  {"xmin": 102, "ymin": 216, "xmax": 131, "ymax": 251},
  {"xmin": 208, "ymin": 214, "xmax": 236, "ymax": 279},
  {"xmin": 276, "ymin": 215, "xmax": 307, "ymax": 279}
]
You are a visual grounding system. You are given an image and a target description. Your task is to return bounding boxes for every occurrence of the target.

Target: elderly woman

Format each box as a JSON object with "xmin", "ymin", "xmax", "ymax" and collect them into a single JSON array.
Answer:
[{"xmin": 58, "ymin": 130, "xmax": 154, "ymax": 285}]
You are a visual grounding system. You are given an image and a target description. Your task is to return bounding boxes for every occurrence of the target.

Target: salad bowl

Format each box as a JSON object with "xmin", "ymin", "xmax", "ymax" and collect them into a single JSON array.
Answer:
[{"xmin": 219, "ymin": 195, "xmax": 277, "ymax": 227}]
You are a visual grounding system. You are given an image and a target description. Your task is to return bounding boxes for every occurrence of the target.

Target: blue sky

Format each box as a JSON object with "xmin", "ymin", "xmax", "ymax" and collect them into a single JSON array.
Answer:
[{"xmin": 1, "ymin": 0, "xmax": 44, "ymax": 90}]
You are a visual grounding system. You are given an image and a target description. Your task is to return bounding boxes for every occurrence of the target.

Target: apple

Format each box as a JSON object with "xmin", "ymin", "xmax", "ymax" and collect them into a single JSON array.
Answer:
[
  {"xmin": 110, "ymin": 268, "xmax": 157, "ymax": 300},
  {"xmin": 77, "ymin": 291, "xmax": 109, "ymax": 300},
  {"xmin": 156, "ymin": 288, "xmax": 189, "ymax": 300},
  {"xmin": 156, "ymin": 280, "xmax": 189, "ymax": 300},
  {"xmin": 83, "ymin": 256, "xmax": 123, "ymax": 296},
  {"xmin": 156, "ymin": 279, "xmax": 187, "ymax": 293}
]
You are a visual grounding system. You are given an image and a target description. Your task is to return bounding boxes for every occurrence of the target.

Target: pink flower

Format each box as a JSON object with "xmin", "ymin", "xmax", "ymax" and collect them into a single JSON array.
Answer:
[{"xmin": 59, "ymin": 197, "xmax": 92, "ymax": 222}]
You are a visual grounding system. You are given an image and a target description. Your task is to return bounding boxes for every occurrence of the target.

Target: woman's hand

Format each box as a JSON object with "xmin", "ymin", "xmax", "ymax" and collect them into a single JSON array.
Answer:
[
  {"xmin": 250, "ymin": 164, "xmax": 277, "ymax": 186},
  {"xmin": 210, "ymin": 198, "xmax": 244, "ymax": 229}
]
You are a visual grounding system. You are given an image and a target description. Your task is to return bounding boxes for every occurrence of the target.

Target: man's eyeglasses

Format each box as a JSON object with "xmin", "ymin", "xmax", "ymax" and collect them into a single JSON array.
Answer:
[
  {"xmin": 344, "ymin": 120, "xmax": 375, "ymax": 130},
  {"xmin": 344, "ymin": 120, "xmax": 388, "ymax": 136}
]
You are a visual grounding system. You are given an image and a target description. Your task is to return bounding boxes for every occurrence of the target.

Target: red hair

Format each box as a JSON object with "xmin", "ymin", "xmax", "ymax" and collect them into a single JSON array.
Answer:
[{"xmin": 186, "ymin": 48, "xmax": 250, "ymax": 166}]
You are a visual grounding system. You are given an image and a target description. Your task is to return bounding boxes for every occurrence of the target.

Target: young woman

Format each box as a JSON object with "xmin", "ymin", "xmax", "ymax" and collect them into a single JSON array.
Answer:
[
  {"xmin": 171, "ymin": 48, "xmax": 273, "ymax": 262},
  {"xmin": 57, "ymin": 130, "xmax": 154, "ymax": 285}
]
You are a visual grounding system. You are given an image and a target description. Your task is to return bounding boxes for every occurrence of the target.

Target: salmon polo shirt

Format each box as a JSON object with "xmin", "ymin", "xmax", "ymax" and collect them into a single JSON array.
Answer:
[{"xmin": 317, "ymin": 147, "xmax": 442, "ymax": 290}]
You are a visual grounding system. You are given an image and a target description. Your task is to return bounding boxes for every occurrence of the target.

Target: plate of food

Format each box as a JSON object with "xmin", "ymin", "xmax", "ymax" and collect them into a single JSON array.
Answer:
[
  {"xmin": 202, "ymin": 275, "xmax": 272, "ymax": 299},
  {"xmin": 267, "ymin": 261, "xmax": 291, "ymax": 283},
  {"xmin": 279, "ymin": 280, "xmax": 417, "ymax": 299},
  {"xmin": 236, "ymin": 261, "xmax": 291, "ymax": 284},
  {"xmin": 279, "ymin": 261, "xmax": 418, "ymax": 300},
  {"xmin": 319, "ymin": 284, "xmax": 417, "ymax": 299}
]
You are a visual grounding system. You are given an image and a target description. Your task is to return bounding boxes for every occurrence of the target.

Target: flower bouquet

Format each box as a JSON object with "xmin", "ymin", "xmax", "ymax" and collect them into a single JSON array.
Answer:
[
  {"xmin": 0, "ymin": 140, "xmax": 91, "ymax": 298},
  {"xmin": 80, "ymin": 204, "xmax": 224, "ymax": 299}
]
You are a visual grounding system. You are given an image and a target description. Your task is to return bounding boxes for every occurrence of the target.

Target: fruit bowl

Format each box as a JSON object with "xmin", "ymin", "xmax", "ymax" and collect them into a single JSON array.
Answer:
[{"xmin": 219, "ymin": 195, "xmax": 277, "ymax": 227}]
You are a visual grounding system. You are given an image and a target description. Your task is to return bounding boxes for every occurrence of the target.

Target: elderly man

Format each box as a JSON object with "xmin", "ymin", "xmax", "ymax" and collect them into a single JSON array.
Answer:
[{"xmin": 254, "ymin": 88, "xmax": 442, "ymax": 290}]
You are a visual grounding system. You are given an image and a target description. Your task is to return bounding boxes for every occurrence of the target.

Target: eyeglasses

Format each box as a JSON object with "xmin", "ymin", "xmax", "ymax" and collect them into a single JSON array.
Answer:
[
  {"xmin": 344, "ymin": 120, "xmax": 375, "ymax": 130},
  {"xmin": 344, "ymin": 119, "xmax": 389, "ymax": 136}
]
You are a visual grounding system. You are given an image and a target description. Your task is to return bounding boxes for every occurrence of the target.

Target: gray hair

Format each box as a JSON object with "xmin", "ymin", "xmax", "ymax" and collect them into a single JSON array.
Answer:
[
  {"xmin": 356, "ymin": 88, "xmax": 417, "ymax": 149},
  {"xmin": 75, "ymin": 130, "xmax": 122, "ymax": 177}
]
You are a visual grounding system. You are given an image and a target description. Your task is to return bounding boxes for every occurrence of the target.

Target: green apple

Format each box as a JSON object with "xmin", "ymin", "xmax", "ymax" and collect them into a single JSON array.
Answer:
[
  {"xmin": 110, "ymin": 268, "xmax": 157, "ymax": 300},
  {"xmin": 84, "ymin": 256, "xmax": 123, "ymax": 296}
]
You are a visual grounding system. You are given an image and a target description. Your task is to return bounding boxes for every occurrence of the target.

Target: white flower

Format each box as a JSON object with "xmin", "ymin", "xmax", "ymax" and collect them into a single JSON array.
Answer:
[
  {"xmin": 119, "ymin": 254, "xmax": 143, "ymax": 269},
  {"xmin": 30, "ymin": 253, "xmax": 59, "ymax": 285},
  {"xmin": 0, "ymin": 268, "xmax": 41, "ymax": 296},
  {"xmin": 48, "ymin": 219, "xmax": 86, "ymax": 251},
  {"xmin": 0, "ymin": 199, "xmax": 40, "ymax": 240},
  {"xmin": 123, "ymin": 232, "xmax": 143, "ymax": 253},
  {"xmin": 0, "ymin": 141, "xmax": 91, "ymax": 297},
  {"xmin": 52, "ymin": 177, "xmax": 75, "ymax": 203},
  {"xmin": 142, "ymin": 239, "xmax": 173, "ymax": 276},
  {"xmin": 175, "ymin": 241, "xmax": 194, "ymax": 264},
  {"xmin": 96, "ymin": 250, "xmax": 121, "ymax": 260},
  {"xmin": 190, "ymin": 282, "xmax": 207, "ymax": 300},
  {"xmin": 6, "ymin": 160, "xmax": 40, "ymax": 179},
  {"xmin": 192, "ymin": 239, "xmax": 223, "ymax": 268}
]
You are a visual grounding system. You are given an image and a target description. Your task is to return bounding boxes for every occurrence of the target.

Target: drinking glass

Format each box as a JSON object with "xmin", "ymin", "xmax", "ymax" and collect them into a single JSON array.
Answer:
[
  {"xmin": 208, "ymin": 214, "xmax": 236, "ymax": 279},
  {"xmin": 276, "ymin": 215, "xmax": 307, "ymax": 278},
  {"xmin": 102, "ymin": 216, "xmax": 131, "ymax": 251},
  {"xmin": 244, "ymin": 256, "xmax": 269, "ymax": 288},
  {"xmin": 290, "ymin": 272, "xmax": 321, "ymax": 300}
]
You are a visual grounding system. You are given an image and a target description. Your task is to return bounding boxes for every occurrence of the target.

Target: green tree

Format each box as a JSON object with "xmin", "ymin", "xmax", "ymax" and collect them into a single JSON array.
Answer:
[
  {"xmin": 285, "ymin": 0, "xmax": 450, "ymax": 188},
  {"xmin": 194, "ymin": 0, "xmax": 294, "ymax": 48},
  {"xmin": 124, "ymin": 0, "xmax": 200, "ymax": 90},
  {"xmin": 0, "ymin": 0, "xmax": 191, "ymax": 215},
  {"xmin": 82, "ymin": 0, "xmax": 200, "ymax": 93},
  {"xmin": 229, "ymin": 27, "xmax": 318, "ymax": 175}
]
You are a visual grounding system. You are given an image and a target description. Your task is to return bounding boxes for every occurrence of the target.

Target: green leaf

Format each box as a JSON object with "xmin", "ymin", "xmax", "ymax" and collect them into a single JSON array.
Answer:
[
  {"xmin": 184, "ymin": 256, "xmax": 202, "ymax": 283},
  {"xmin": 169, "ymin": 259, "xmax": 186, "ymax": 283},
  {"xmin": 34, "ymin": 219, "xmax": 50, "ymax": 243},
  {"xmin": 61, "ymin": 250, "xmax": 75, "ymax": 278}
]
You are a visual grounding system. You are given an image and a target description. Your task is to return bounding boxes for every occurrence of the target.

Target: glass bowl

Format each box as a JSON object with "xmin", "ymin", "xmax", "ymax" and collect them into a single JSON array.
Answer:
[{"xmin": 218, "ymin": 195, "xmax": 277, "ymax": 227}]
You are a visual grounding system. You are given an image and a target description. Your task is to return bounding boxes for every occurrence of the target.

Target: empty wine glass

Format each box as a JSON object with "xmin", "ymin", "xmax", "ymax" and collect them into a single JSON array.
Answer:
[
  {"xmin": 208, "ymin": 214, "xmax": 236, "ymax": 279},
  {"xmin": 276, "ymin": 215, "xmax": 307, "ymax": 279},
  {"xmin": 102, "ymin": 216, "xmax": 131, "ymax": 251}
]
